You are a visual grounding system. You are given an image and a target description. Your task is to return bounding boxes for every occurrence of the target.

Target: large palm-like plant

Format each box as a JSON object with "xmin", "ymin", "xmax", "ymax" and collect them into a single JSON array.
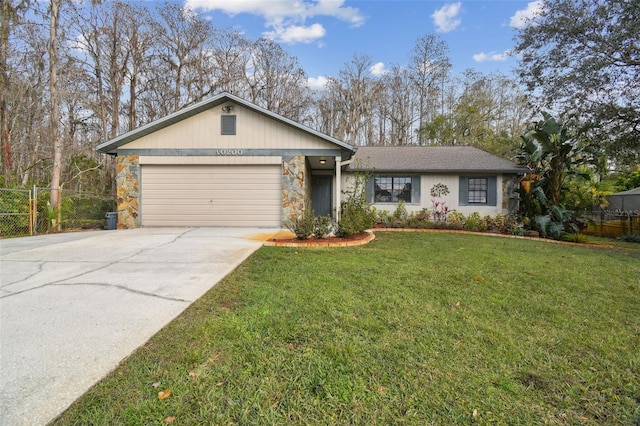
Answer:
[
  {"xmin": 517, "ymin": 112, "xmax": 591, "ymax": 238},
  {"xmin": 518, "ymin": 112, "xmax": 588, "ymax": 206}
]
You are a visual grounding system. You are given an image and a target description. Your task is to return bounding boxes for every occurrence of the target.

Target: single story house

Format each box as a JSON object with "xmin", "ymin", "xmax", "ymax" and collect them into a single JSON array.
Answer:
[
  {"xmin": 97, "ymin": 92, "xmax": 527, "ymax": 229},
  {"xmin": 347, "ymin": 146, "xmax": 528, "ymax": 217}
]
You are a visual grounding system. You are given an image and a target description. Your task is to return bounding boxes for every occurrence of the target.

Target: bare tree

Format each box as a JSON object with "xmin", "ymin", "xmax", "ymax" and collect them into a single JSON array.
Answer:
[
  {"xmin": 408, "ymin": 34, "xmax": 451, "ymax": 144},
  {"xmin": 154, "ymin": 3, "xmax": 216, "ymax": 112},
  {"xmin": 380, "ymin": 66, "xmax": 415, "ymax": 145},
  {"xmin": 243, "ymin": 38, "xmax": 311, "ymax": 120},
  {"xmin": 211, "ymin": 28, "xmax": 250, "ymax": 95},
  {"xmin": 321, "ymin": 54, "xmax": 381, "ymax": 145},
  {"xmin": 1, "ymin": 0, "xmax": 31, "ymax": 185}
]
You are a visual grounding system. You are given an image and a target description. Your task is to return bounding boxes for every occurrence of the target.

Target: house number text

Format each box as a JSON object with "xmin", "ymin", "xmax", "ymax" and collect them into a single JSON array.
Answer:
[{"xmin": 216, "ymin": 149, "xmax": 243, "ymax": 156}]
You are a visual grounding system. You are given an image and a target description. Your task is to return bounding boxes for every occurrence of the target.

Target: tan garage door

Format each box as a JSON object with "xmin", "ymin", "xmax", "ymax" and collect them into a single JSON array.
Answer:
[{"xmin": 141, "ymin": 165, "xmax": 281, "ymax": 227}]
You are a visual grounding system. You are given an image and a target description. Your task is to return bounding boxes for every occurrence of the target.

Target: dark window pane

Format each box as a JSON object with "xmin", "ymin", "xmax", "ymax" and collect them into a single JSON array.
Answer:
[
  {"xmin": 468, "ymin": 178, "xmax": 487, "ymax": 204},
  {"xmin": 374, "ymin": 176, "xmax": 413, "ymax": 203}
]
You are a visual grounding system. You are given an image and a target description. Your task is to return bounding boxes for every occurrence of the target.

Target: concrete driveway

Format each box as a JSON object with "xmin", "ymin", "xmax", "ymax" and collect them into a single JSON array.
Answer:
[{"xmin": 0, "ymin": 227, "xmax": 278, "ymax": 425}]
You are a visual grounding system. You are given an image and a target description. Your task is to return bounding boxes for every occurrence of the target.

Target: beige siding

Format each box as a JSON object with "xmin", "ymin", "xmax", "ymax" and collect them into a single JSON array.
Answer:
[
  {"xmin": 138, "ymin": 156, "xmax": 281, "ymax": 165},
  {"xmin": 124, "ymin": 105, "xmax": 335, "ymax": 150},
  {"xmin": 141, "ymin": 165, "xmax": 281, "ymax": 227}
]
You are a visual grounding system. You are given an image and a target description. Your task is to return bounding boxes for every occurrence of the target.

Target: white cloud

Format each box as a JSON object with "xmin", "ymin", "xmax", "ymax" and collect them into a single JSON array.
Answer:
[
  {"xmin": 185, "ymin": 0, "xmax": 365, "ymax": 44},
  {"xmin": 307, "ymin": 75, "xmax": 328, "ymax": 90},
  {"xmin": 432, "ymin": 2, "xmax": 462, "ymax": 33},
  {"xmin": 472, "ymin": 50, "xmax": 511, "ymax": 62},
  {"xmin": 370, "ymin": 62, "xmax": 387, "ymax": 77},
  {"xmin": 264, "ymin": 23, "xmax": 326, "ymax": 44},
  {"xmin": 510, "ymin": 0, "xmax": 543, "ymax": 29}
]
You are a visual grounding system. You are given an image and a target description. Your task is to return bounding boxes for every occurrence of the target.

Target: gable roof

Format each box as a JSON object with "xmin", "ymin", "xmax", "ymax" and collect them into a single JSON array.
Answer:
[
  {"xmin": 349, "ymin": 146, "xmax": 528, "ymax": 174},
  {"xmin": 96, "ymin": 92, "xmax": 356, "ymax": 155}
]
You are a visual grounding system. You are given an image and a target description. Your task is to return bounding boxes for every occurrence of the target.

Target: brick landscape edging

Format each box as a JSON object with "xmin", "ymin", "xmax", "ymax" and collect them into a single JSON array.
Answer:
[{"xmin": 263, "ymin": 231, "xmax": 376, "ymax": 248}]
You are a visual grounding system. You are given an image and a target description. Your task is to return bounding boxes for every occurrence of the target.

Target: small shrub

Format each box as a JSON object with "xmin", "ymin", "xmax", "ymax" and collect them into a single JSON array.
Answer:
[
  {"xmin": 286, "ymin": 210, "xmax": 315, "ymax": 240},
  {"xmin": 487, "ymin": 214, "xmax": 507, "ymax": 232},
  {"xmin": 431, "ymin": 200, "xmax": 449, "ymax": 223},
  {"xmin": 466, "ymin": 212, "xmax": 487, "ymax": 232},
  {"xmin": 390, "ymin": 200, "xmax": 409, "ymax": 227},
  {"xmin": 413, "ymin": 209, "xmax": 431, "ymax": 222},
  {"xmin": 617, "ymin": 234, "xmax": 640, "ymax": 243},
  {"xmin": 406, "ymin": 215, "xmax": 432, "ymax": 229},
  {"xmin": 510, "ymin": 225, "xmax": 526, "ymax": 236},
  {"xmin": 337, "ymin": 208, "xmax": 374, "ymax": 237},
  {"xmin": 446, "ymin": 210, "xmax": 466, "ymax": 230},
  {"xmin": 313, "ymin": 215, "xmax": 333, "ymax": 239},
  {"xmin": 337, "ymin": 171, "xmax": 375, "ymax": 238},
  {"xmin": 560, "ymin": 233, "xmax": 588, "ymax": 243}
]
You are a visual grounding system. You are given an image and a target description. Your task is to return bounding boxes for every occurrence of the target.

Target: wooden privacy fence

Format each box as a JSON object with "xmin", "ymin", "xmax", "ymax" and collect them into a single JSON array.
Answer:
[
  {"xmin": 0, "ymin": 186, "xmax": 116, "ymax": 238},
  {"xmin": 584, "ymin": 210, "xmax": 640, "ymax": 237}
]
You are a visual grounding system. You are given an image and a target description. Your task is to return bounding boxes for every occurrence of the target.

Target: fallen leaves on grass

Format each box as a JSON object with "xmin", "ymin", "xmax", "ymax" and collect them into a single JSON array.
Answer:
[
  {"xmin": 165, "ymin": 416, "xmax": 176, "ymax": 423},
  {"xmin": 158, "ymin": 389, "xmax": 172, "ymax": 400}
]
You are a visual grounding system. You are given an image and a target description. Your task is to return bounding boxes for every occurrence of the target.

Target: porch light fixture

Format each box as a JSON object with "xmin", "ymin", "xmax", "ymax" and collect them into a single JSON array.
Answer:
[{"xmin": 319, "ymin": 159, "xmax": 326, "ymax": 165}]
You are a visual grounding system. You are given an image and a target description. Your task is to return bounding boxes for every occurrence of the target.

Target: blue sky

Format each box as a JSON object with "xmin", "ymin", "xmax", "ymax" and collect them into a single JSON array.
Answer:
[{"xmin": 184, "ymin": 0, "xmax": 543, "ymax": 89}]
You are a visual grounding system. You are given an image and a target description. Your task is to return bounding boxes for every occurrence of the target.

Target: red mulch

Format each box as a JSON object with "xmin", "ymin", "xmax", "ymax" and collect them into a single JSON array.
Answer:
[{"xmin": 267, "ymin": 232, "xmax": 371, "ymax": 246}]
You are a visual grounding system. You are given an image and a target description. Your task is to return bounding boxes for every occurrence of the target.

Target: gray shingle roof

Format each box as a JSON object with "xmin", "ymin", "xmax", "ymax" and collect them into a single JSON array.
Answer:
[{"xmin": 349, "ymin": 146, "xmax": 528, "ymax": 174}]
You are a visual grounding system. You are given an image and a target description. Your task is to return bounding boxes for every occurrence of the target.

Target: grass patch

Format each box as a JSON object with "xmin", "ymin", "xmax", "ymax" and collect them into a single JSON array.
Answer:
[{"xmin": 53, "ymin": 233, "xmax": 640, "ymax": 425}]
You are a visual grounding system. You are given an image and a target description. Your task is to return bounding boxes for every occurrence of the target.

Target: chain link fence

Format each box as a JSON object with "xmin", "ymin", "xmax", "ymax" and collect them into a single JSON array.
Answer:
[
  {"xmin": 0, "ymin": 187, "xmax": 116, "ymax": 239},
  {"xmin": 0, "ymin": 188, "xmax": 32, "ymax": 237}
]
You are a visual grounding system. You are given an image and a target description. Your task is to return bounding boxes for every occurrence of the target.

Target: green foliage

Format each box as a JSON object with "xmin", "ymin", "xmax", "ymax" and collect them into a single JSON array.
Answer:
[
  {"xmin": 614, "ymin": 167, "xmax": 640, "ymax": 192},
  {"xmin": 533, "ymin": 204, "xmax": 581, "ymax": 240},
  {"xmin": 337, "ymin": 171, "xmax": 375, "ymax": 238},
  {"xmin": 465, "ymin": 212, "xmax": 487, "ymax": 232},
  {"xmin": 0, "ymin": 189, "xmax": 31, "ymax": 237},
  {"xmin": 446, "ymin": 210, "xmax": 466, "ymax": 229},
  {"xmin": 418, "ymin": 72, "xmax": 527, "ymax": 157},
  {"xmin": 312, "ymin": 215, "xmax": 333, "ymax": 239},
  {"xmin": 286, "ymin": 210, "xmax": 315, "ymax": 240},
  {"xmin": 392, "ymin": 200, "xmax": 408, "ymax": 223},
  {"xmin": 518, "ymin": 111, "xmax": 590, "ymax": 207},
  {"xmin": 617, "ymin": 234, "xmax": 640, "ymax": 244},
  {"xmin": 563, "ymin": 166, "xmax": 614, "ymax": 213},
  {"xmin": 560, "ymin": 233, "xmax": 589, "ymax": 243},
  {"xmin": 514, "ymin": 0, "xmax": 640, "ymax": 168}
]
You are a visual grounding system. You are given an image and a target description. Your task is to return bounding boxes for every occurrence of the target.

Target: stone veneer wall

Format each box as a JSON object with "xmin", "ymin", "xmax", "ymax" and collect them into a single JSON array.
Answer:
[
  {"xmin": 502, "ymin": 174, "xmax": 520, "ymax": 213},
  {"xmin": 116, "ymin": 155, "xmax": 140, "ymax": 229},
  {"xmin": 282, "ymin": 155, "xmax": 306, "ymax": 222}
]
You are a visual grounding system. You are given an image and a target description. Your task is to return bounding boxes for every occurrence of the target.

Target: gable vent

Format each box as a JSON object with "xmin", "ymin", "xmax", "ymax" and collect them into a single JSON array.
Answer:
[{"xmin": 221, "ymin": 115, "xmax": 236, "ymax": 135}]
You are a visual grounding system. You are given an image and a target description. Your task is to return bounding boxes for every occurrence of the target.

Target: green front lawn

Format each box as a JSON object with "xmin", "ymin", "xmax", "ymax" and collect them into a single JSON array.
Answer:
[{"xmin": 53, "ymin": 233, "xmax": 640, "ymax": 425}]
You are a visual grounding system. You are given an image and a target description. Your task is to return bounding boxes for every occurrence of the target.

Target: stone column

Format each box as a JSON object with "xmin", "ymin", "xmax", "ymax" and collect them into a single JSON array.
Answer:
[
  {"xmin": 282, "ymin": 156, "xmax": 306, "ymax": 222},
  {"xmin": 116, "ymin": 155, "xmax": 140, "ymax": 229}
]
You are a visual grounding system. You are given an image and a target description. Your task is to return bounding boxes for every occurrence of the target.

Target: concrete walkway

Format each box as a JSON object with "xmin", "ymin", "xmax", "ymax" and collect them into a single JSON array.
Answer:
[{"xmin": 0, "ymin": 227, "xmax": 278, "ymax": 425}]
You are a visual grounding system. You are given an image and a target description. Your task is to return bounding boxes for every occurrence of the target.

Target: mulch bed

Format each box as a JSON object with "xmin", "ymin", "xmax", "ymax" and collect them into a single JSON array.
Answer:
[{"xmin": 264, "ymin": 232, "xmax": 374, "ymax": 247}]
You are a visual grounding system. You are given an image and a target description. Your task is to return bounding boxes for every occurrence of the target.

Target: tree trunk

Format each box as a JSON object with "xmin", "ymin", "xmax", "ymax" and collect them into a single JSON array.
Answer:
[
  {"xmin": 1, "ymin": 0, "xmax": 12, "ymax": 185},
  {"xmin": 49, "ymin": 0, "xmax": 63, "ymax": 217}
]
